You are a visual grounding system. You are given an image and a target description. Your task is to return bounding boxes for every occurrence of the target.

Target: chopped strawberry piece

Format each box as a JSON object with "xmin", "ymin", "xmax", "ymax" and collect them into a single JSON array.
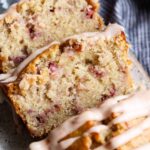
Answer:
[
  {"xmin": 72, "ymin": 43, "xmax": 82, "ymax": 52},
  {"xmin": 27, "ymin": 109, "xmax": 34, "ymax": 114},
  {"xmin": 73, "ymin": 104, "xmax": 84, "ymax": 114},
  {"xmin": 85, "ymin": 7, "xmax": 94, "ymax": 19},
  {"xmin": 36, "ymin": 67, "xmax": 41, "ymax": 75},
  {"xmin": 48, "ymin": 62, "xmax": 58, "ymax": 73},
  {"xmin": 88, "ymin": 65, "xmax": 104, "ymax": 78},
  {"xmin": 54, "ymin": 104, "xmax": 61, "ymax": 112},
  {"xmin": 36, "ymin": 115, "xmax": 45, "ymax": 124},
  {"xmin": 44, "ymin": 108, "xmax": 54, "ymax": 115},
  {"xmin": 101, "ymin": 85, "xmax": 116, "ymax": 101},
  {"xmin": 27, "ymin": 23, "xmax": 41, "ymax": 40},
  {"xmin": 44, "ymin": 104, "xmax": 61, "ymax": 116},
  {"xmin": 9, "ymin": 56, "xmax": 27, "ymax": 65},
  {"xmin": 109, "ymin": 84, "xmax": 116, "ymax": 97},
  {"xmin": 29, "ymin": 29, "xmax": 41, "ymax": 40}
]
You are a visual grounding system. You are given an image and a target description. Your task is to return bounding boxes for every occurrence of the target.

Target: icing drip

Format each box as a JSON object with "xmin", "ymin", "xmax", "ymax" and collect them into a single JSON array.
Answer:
[
  {"xmin": 110, "ymin": 117, "xmax": 150, "ymax": 149},
  {"xmin": 134, "ymin": 144, "xmax": 150, "ymax": 150},
  {"xmin": 29, "ymin": 139, "xmax": 49, "ymax": 150},
  {"xmin": 0, "ymin": 69, "xmax": 15, "ymax": 81},
  {"xmin": 30, "ymin": 90, "xmax": 150, "ymax": 150},
  {"xmin": 59, "ymin": 137, "xmax": 80, "ymax": 149},
  {"xmin": 63, "ymin": 24, "xmax": 124, "ymax": 43}
]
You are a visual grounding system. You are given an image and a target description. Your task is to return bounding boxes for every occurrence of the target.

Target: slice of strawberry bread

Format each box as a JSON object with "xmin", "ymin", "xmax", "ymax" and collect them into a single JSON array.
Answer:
[
  {"xmin": 0, "ymin": 0, "xmax": 103, "ymax": 73},
  {"xmin": 6, "ymin": 24, "xmax": 134, "ymax": 137}
]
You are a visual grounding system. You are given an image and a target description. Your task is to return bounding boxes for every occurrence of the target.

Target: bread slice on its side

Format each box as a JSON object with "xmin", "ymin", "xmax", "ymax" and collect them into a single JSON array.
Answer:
[
  {"xmin": 0, "ymin": 0, "xmax": 103, "ymax": 73},
  {"xmin": 6, "ymin": 24, "xmax": 134, "ymax": 137}
]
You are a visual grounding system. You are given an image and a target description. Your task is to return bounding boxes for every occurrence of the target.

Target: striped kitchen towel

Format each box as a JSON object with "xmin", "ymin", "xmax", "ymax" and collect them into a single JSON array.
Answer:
[{"xmin": 100, "ymin": 0, "xmax": 150, "ymax": 75}]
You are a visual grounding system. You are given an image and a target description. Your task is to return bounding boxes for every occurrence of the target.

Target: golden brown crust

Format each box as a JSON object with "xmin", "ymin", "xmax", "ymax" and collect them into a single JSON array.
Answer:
[
  {"xmin": 67, "ymin": 136, "xmax": 92, "ymax": 150},
  {"xmin": 86, "ymin": 0, "xmax": 100, "ymax": 11}
]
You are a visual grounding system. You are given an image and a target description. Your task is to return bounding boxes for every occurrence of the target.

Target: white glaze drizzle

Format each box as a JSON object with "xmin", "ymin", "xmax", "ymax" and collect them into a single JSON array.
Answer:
[
  {"xmin": 63, "ymin": 23, "xmax": 124, "ymax": 43},
  {"xmin": 29, "ymin": 139, "xmax": 49, "ymax": 150},
  {"xmin": 0, "ymin": 73, "xmax": 12, "ymax": 81},
  {"xmin": 0, "ymin": 69, "xmax": 15, "ymax": 81},
  {"xmin": 85, "ymin": 125, "xmax": 108, "ymax": 135},
  {"xmin": 30, "ymin": 90, "xmax": 150, "ymax": 150},
  {"xmin": 110, "ymin": 117, "xmax": 150, "ymax": 149},
  {"xmin": 111, "ymin": 90, "xmax": 150, "ymax": 124},
  {"xmin": 134, "ymin": 143, "xmax": 150, "ymax": 150},
  {"xmin": 59, "ymin": 137, "xmax": 80, "ymax": 149}
]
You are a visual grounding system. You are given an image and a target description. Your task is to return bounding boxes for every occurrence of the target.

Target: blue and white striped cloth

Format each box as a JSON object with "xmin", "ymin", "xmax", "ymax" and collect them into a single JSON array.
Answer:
[
  {"xmin": 100, "ymin": 0, "xmax": 150, "ymax": 75},
  {"xmin": 0, "ymin": 0, "xmax": 150, "ymax": 75}
]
